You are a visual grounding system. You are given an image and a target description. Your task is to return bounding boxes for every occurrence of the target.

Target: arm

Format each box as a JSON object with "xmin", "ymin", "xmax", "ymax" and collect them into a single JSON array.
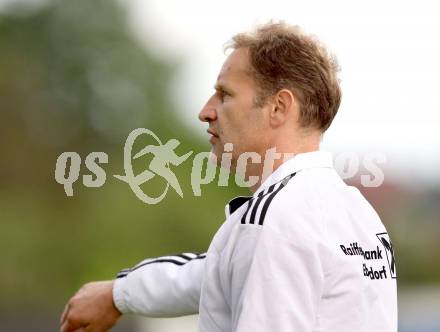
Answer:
[
  {"xmin": 114, "ymin": 252, "xmax": 206, "ymax": 316},
  {"xmin": 60, "ymin": 252, "xmax": 205, "ymax": 332}
]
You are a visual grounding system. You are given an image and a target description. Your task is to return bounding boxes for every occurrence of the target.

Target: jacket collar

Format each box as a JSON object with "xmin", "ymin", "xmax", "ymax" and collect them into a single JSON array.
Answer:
[
  {"xmin": 226, "ymin": 151, "xmax": 333, "ymax": 216},
  {"xmin": 254, "ymin": 150, "xmax": 333, "ymax": 197}
]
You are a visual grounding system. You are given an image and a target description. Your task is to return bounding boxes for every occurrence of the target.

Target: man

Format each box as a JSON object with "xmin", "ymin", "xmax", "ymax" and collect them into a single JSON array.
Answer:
[{"xmin": 60, "ymin": 22, "xmax": 397, "ymax": 332}]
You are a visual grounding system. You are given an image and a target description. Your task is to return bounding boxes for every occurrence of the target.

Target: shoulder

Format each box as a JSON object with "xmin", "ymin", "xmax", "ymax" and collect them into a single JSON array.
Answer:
[{"xmin": 261, "ymin": 168, "xmax": 344, "ymax": 242}]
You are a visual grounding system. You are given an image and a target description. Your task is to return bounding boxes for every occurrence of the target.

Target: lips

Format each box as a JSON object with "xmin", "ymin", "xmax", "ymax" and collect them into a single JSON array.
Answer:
[{"xmin": 207, "ymin": 129, "xmax": 219, "ymax": 137}]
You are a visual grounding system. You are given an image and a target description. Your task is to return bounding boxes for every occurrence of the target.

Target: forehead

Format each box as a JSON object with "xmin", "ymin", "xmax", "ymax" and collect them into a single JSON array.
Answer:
[{"xmin": 216, "ymin": 48, "xmax": 253, "ymax": 87}]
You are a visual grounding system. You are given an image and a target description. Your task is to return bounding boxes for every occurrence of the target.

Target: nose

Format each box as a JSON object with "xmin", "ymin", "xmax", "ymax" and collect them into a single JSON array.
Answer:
[{"xmin": 198, "ymin": 94, "xmax": 218, "ymax": 123}]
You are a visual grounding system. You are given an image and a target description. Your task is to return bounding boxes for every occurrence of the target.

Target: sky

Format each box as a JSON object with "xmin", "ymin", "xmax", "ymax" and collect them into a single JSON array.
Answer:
[{"xmin": 121, "ymin": 0, "xmax": 440, "ymax": 186}]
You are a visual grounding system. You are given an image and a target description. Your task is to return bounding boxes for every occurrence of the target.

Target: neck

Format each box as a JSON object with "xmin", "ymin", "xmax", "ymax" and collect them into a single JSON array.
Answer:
[{"xmin": 246, "ymin": 138, "xmax": 320, "ymax": 193}]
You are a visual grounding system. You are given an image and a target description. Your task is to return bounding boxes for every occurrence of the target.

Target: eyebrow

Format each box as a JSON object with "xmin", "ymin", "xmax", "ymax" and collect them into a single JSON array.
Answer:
[{"xmin": 214, "ymin": 83, "xmax": 233, "ymax": 95}]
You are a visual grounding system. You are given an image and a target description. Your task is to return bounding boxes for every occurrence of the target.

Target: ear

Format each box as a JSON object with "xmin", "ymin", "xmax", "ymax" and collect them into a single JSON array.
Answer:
[{"xmin": 269, "ymin": 89, "xmax": 297, "ymax": 128}]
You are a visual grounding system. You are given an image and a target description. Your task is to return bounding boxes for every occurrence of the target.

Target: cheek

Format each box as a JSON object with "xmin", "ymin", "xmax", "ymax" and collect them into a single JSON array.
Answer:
[
  {"xmin": 222, "ymin": 105, "xmax": 246, "ymax": 130},
  {"xmin": 218, "ymin": 99, "xmax": 259, "ymax": 144},
  {"xmin": 216, "ymin": 106, "xmax": 236, "ymax": 135}
]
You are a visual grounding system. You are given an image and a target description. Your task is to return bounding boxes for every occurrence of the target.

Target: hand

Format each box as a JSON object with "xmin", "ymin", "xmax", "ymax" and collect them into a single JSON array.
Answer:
[{"xmin": 60, "ymin": 280, "xmax": 122, "ymax": 332}]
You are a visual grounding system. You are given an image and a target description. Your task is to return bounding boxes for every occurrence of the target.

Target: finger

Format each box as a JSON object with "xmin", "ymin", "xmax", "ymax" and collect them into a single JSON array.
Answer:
[
  {"xmin": 60, "ymin": 316, "xmax": 83, "ymax": 332},
  {"xmin": 60, "ymin": 303, "xmax": 70, "ymax": 325},
  {"xmin": 83, "ymin": 324, "xmax": 96, "ymax": 332},
  {"xmin": 60, "ymin": 321, "xmax": 74, "ymax": 332}
]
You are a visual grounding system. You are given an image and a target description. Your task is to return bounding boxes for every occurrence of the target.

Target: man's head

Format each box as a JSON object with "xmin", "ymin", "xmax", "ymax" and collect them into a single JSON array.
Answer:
[{"xmin": 199, "ymin": 22, "xmax": 341, "ymax": 167}]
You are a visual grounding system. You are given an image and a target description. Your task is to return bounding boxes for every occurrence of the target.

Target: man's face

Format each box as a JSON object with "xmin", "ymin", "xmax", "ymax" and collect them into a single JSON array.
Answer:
[{"xmin": 199, "ymin": 48, "xmax": 271, "ymax": 165}]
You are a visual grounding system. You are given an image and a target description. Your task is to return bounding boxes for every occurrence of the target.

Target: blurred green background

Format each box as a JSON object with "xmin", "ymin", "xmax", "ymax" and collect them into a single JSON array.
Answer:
[{"xmin": 0, "ymin": 0, "xmax": 439, "ymax": 331}]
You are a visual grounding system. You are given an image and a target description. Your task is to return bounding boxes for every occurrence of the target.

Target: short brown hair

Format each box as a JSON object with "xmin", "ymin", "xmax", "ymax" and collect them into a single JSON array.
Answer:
[{"xmin": 227, "ymin": 22, "xmax": 341, "ymax": 132}]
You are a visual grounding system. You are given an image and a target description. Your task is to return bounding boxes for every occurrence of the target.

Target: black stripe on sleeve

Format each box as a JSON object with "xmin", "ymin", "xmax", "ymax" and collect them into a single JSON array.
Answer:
[
  {"xmin": 241, "ymin": 185, "xmax": 271, "ymax": 224},
  {"xmin": 176, "ymin": 253, "xmax": 197, "ymax": 260},
  {"xmin": 249, "ymin": 183, "xmax": 277, "ymax": 224},
  {"xmin": 240, "ymin": 198, "xmax": 254, "ymax": 224},
  {"xmin": 116, "ymin": 269, "xmax": 130, "ymax": 279},
  {"xmin": 258, "ymin": 173, "xmax": 296, "ymax": 226},
  {"xmin": 116, "ymin": 253, "xmax": 206, "ymax": 278},
  {"xmin": 130, "ymin": 258, "xmax": 187, "ymax": 271}
]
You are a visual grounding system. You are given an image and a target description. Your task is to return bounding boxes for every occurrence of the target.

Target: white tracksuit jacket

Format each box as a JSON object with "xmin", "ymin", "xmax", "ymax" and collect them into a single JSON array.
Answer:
[{"xmin": 113, "ymin": 151, "xmax": 398, "ymax": 332}]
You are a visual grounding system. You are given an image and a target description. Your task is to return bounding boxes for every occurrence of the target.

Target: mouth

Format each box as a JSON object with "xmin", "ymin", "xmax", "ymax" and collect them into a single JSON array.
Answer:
[
  {"xmin": 207, "ymin": 129, "xmax": 219, "ymax": 145},
  {"xmin": 207, "ymin": 129, "xmax": 219, "ymax": 138}
]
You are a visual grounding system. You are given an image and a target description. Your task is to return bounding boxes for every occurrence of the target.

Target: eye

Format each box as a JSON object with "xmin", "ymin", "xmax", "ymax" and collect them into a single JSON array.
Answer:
[
  {"xmin": 218, "ymin": 90, "xmax": 229, "ymax": 102},
  {"xmin": 213, "ymin": 85, "xmax": 232, "ymax": 103},
  {"xmin": 215, "ymin": 90, "xmax": 224, "ymax": 101}
]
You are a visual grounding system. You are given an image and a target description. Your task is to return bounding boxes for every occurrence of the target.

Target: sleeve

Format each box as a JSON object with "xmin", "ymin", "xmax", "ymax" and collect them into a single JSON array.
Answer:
[
  {"xmin": 112, "ymin": 252, "xmax": 205, "ymax": 317},
  {"xmin": 231, "ymin": 223, "xmax": 325, "ymax": 332}
]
